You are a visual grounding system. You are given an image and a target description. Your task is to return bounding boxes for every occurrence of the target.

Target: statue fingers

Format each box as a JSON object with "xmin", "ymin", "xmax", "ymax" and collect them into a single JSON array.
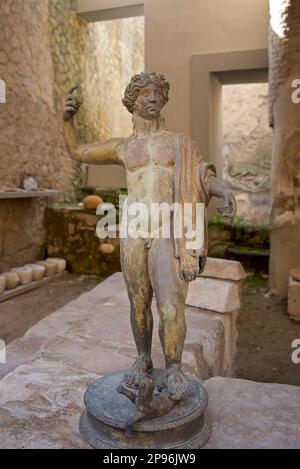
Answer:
[
  {"xmin": 76, "ymin": 97, "xmax": 83, "ymax": 109},
  {"xmin": 181, "ymin": 268, "xmax": 197, "ymax": 282},
  {"xmin": 70, "ymin": 97, "xmax": 81, "ymax": 107},
  {"xmin": 180, "ymin": 268, "xmax": 188, "ymax": 282},
  {"xmin": 64, "ymin": 105, "xmax": 77, "ymax": 113},
  {"xmin": 224, "ymin": 198, "xmax": 236, "ymax": 218},
  {"xmin": 67, "ymin": 83, "xmax": 80, "ymax": 95},
  {"xmin": 64, "ymin": 98, "xmax": 77, "ymax": 108},
  {"xmin": 190, "ymin": 270, "xmax": 197, "ymax": 281}
]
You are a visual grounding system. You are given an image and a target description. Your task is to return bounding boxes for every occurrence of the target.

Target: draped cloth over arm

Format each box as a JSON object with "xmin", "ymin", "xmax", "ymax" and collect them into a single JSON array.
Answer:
[{"xmin": 174, "ymin": 133, "xmax": 216, "ymax": 270}]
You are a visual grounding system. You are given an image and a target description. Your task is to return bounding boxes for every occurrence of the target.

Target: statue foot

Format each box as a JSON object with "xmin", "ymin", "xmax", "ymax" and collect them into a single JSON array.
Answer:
[
  {"xmin": 124, "ymin": 355, "xmax": 153, "ymax": 388},
  {"xmin": 166, "ymin": 364, "xmax": 188, "ymax": 401}
]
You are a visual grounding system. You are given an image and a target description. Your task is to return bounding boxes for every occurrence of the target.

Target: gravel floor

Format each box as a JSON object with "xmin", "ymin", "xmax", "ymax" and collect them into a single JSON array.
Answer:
[{"xmin": 236, "ymin": 275, "xmax": 300, "ymax": 386}]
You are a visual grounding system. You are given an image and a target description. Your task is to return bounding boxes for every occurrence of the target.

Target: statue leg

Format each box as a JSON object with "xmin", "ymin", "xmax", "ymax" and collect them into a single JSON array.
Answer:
[
  {"xmin": 121, "ymin": 237, "xmax": 153, "ymax": 388},
  {"xmin": 149, "ymin": 237, "xmax": 188, "ymax": 401}
]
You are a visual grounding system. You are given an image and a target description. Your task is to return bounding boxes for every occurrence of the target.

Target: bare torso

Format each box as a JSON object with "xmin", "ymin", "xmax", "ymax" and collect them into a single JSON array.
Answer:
[{"xmin": 119, "ymin": 131, "xmax": 178, "ymax": 236}]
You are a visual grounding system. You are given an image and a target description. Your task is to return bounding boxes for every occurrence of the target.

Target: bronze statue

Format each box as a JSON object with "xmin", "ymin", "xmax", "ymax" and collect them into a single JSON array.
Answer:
[{"xmin": 63, "ymin": 73, "xmax": 236, "ymax": 406}]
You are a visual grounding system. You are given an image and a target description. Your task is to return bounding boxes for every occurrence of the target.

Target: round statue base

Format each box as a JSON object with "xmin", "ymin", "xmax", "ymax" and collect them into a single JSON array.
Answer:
[{"xmin": 79, "ymin": 369, "xmax": 211, "ymax": 449}]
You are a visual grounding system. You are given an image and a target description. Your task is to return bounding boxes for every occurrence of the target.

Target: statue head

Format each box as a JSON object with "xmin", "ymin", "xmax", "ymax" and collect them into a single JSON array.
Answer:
[{"xmin": 122, "ymin": 72, "xmax": 170, "ymax": 120}]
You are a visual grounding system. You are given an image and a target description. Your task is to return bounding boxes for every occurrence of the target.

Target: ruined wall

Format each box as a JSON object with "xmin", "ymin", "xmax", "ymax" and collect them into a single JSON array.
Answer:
[
  {"xmin": 268, "ymin": 0, "xmax": 300, "ymax": 295},
  {"xmin": 0, "ymin": 0, "xmax": 144, "ymax": 272},
  {"xmin": 49, "ymin": 0, "xmax": 144, "ymax": 143},
  {"xmin": 0, "ymin": 0, "xmax": 72, "ymax": 271},
  {"xmin": 0, "ymin": 0, "xmax": 76, "ymax": 192},
  {"xmin": 223, "ymin": 83, "xmax": 272, "ymax": 224}
]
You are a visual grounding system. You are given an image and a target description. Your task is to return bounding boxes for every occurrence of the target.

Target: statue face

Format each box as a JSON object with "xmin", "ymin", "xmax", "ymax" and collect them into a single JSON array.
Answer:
[{"xmin": 134, "ymin": 83, "xmax": 164, "ymax": 119}]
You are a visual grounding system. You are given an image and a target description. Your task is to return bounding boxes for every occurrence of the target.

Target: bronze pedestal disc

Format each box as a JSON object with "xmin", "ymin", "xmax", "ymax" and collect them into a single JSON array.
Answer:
[{"xmin": 79, "ymin": 369, "xmax": 211, "ymax": 449}]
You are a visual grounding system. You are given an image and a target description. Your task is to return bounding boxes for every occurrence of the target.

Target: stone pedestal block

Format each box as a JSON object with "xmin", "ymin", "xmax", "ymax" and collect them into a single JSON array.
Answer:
[
  {"xmin": 185, "ymin": 258, "xmax": 246, "ymax": 378},
  {"xmin": 186, "ymin": 276, "xmax": 241, "ymax": 313},
  {"xmin": 186, "ymin": 257, "xmax": 246, "ymax": 313}
]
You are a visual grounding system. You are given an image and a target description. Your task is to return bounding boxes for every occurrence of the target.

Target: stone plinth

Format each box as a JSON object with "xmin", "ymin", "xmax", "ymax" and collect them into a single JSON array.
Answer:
[
  {"xmin": 185, "ymin": 258, "xmax": 246, "ymax": 377},
  {"xmin": 288, "ymin": 276, "xmax": 300, "ymax": 321}
]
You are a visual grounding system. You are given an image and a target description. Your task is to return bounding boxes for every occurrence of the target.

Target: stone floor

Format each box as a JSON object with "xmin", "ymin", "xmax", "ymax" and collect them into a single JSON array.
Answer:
[{"xmin": 0, "ymin": 273, "xmax": 299, "ymax": 448}]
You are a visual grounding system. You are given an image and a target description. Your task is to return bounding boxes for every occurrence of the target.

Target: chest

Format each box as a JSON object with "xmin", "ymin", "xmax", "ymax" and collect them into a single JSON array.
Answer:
[{"xmin": 120, "ymin": 133, "xmax": 178, "ymax": 172}]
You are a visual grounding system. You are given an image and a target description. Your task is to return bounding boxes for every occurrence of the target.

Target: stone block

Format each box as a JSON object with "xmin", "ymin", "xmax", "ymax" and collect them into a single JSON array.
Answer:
[
  {"xmin": 186, "ymin": 276, "xmax": 241, "ymax": 313},
  {"xmin": 288, "ymin": 276, "xmax": 300, "ymax": 320},
  {"xmin": 186, "ymin": 257, "xmax": 245, "ymax": 313},
  {"xmin": 201, "ymin": 257, "xmax": 246, "ymax": 281},
  {"xmin": 204, "ymin": 377, "xmax": 300, "ymax": 449}
]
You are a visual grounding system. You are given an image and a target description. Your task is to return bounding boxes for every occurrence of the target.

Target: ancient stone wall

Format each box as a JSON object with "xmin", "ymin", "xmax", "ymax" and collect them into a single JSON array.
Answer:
[
  {"xmin": 49, "ymin": 0, "xmax": 144, "ymax": 143},
  {"xmin": 0, "ymin": 0, "xmax": 76, "ymax": 193},
  {"xmin": 223, "ymin": 83, "xmax": 272, "ymax": 223},
  {"xmin": 0, "ymin": 0, "xmax": 144, "ymax": 272}
]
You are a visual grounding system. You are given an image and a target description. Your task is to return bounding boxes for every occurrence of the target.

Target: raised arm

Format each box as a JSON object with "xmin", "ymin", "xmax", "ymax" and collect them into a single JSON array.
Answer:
[{"xmin": 63, "ymin": 85, "xmax": 125, "ymax": 165}]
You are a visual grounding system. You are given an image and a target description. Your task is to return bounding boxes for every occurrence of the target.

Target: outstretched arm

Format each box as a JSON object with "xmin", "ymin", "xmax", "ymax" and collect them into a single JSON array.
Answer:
[{"xmin": 63, "ymin": 85, "xmax": 125, "ymax": 165}]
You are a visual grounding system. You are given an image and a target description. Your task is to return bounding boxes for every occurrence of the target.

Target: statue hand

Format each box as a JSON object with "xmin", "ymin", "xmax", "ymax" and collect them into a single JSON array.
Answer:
[
  {"xmin": 63, "ymin": 84, "xmax": 83, "ymax": 121},
  {"xmin": 217, "ymin": 188, "xmax": 237, "ymax": 219},
  {"xmin": 179, "ymin": 253, "xmax": 199, "ymax": 282}
]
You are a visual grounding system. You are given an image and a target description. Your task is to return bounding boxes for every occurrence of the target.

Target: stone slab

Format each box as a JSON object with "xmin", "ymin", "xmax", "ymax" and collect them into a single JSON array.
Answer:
[
  {"xmin": 288, "ymin": 276, "xmax": 300, "ymax": 320},
  {"xmin": 204, "ymin": 377, "xmax": 300, "ymax": 449},
  {"xmin": 201, "ymin": 257, "xmax": 246, "ymax": 281},
  {"xmin": 186, "ymin": 276, "xmax": 241, "ymax": 313}
]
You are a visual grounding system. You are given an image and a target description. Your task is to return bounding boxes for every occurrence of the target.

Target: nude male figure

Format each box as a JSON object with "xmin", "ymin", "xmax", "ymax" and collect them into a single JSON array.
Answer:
[{"xmin": 63, "ymin": 73, "xmax": 236, "ymax": 400}]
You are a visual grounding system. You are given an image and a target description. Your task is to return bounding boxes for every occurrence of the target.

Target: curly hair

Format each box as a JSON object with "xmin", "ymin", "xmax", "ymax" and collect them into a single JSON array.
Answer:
[{"xmin": 122, "ymin": 72, "xmax": 170, "ymax": 113}]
